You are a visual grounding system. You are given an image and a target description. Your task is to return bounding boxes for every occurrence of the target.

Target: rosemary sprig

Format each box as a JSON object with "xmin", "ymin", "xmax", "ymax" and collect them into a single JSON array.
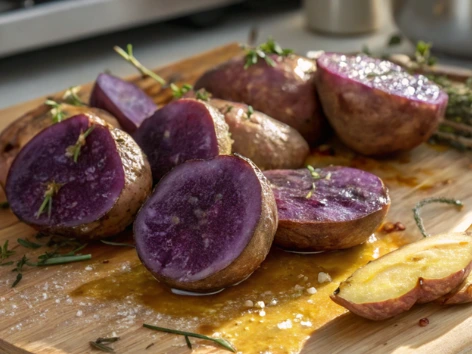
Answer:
[
  {"xmin": 171, "ymin": 83, "xmax": 193, "ymax": 99},
  {"xmin": 185, "ymin": 335, "xmax": 192, "ymax": 349},
  {"xmin": 45, "ymin": 100, "xmax": 66, "ymax": 123},
  {"xmin": 63, "ymin": 86, "xmax": 86, "ymax": 106},
  {"xmin": 17, "ymin": 238, "xmax": 42, "ymax": 249},
  {"xmin": 100, "ymin": 240, "xmax": 135, "ymax": 248},
  {"xmin": 143, "ymin": 323, "xmax": 236, "ymax": 352},
  {"xmin": 36, "ymin": 181, "xmax": 61, "ymax": 219},
  {"xmin": 413, "ymin": 197, "xmax": 463, "ymax": 237},
  {"xmin": 114, "ymin": 44, "xmax": 166, "ymax": 85},
  {"xmin": 243, "ymin": 38, "xmax": 292, "ymax": 69},
  {"xmin": 66, "ymin": 125, "xmax": 95, "ymax": 163},
  {"xmin": 0, "ymin": 201, "xmax": 9, "ymax": 209}
]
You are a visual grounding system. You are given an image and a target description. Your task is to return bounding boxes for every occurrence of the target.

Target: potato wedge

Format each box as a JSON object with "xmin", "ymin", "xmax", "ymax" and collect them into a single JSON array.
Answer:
[{"xmin": 331, "ymin": 231, "xmax": 472, "ymax": 320}]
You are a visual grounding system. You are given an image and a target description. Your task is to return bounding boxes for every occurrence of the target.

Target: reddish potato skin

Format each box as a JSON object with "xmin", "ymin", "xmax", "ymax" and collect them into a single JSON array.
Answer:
[
  {"xmin": 195, "ymin": 54, "xmax": 326, "ymax": 145},
  {"xmin": 275, "ymin": 204, "xmax": 389, "ymax": 251},
  {"xmin": 315, "ymin": 58, "xmax": 447, "ymax": 156},
  {"xmin": 208, "ymin": 99, "xmax": 309, "ymax": 170},
  {"xmin": 439, "ymin": 280, "xmax": 472, "ymax": 305},
  {"xmin": 0, "ymin": 104, "xmax": 120, "ymax": 189}
]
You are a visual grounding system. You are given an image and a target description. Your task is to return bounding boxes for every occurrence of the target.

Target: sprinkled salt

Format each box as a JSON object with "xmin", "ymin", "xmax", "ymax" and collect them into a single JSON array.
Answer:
[
  {"xmin": 259, "ymin": 310, "xmax": 266, "ymax": 317},
  {"xmin": 318, "ymin": 272, "xmax": 331, "ymax": 283},
  {"xmin": 76, "ymin": 310, "xmax": 83, "ymax": 317},
  {"xmin": 255, "ymin": 301, "xmax": 265, "ymax": 309},
  {"xmin": 277, "ymin": 320, "xmax": 292, "ymax": 330},
  {"xmin": 85, "ymin": 266, "xmax": 93, "ymax": 271},
  {"xmin": 307, "ymin": 287, "xmax": 317, "ymax": 294},
  {"xmin": 244, "ymin": 300, "xmax": 254, "ymax": 307},
  {"xmin": 301, "ymin": 321, "xmax": 313, "ymax": 327}
]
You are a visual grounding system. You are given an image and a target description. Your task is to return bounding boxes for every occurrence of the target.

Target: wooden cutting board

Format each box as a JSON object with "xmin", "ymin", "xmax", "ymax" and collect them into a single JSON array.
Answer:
[{"xmin": 0, "ymin": 43, "xmax": 472, "ymax": 354}]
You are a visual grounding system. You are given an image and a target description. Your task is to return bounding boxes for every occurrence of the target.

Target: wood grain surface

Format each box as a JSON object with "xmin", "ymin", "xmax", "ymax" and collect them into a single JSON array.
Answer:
[{"xmin": 0, "ymin": 43, "xmax": 472, "ymax": 354}]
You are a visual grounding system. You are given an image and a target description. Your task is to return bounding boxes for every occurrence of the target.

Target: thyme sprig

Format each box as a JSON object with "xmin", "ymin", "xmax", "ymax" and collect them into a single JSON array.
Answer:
[
  {"xmin": 66, "ymin": 125, "xmax": 95, "ymax": 163},
  {"xmin": 171, "ymin": 83, "xmax": 192, "ymax": 99},
  {"xmin": 114, "ymin": 44, "xmax": 166, "ymax": 85},
  {"xmin": 45, "ymin": 100, "xmax": 66, "ymax": 123},
  {"xmin": 413, "ymin": 197, "xmax": 463, "ymax": 237},
  {"xmin": 243, "ymin": 38, "xmax": 293, "ymax": 69},
  {"xmin": 36, "ymin": 181, "xmax": 62, "ymax": 219},
  {"xmin": 63, "ymin": 86, "xmax": 86, "ymax": 106},
  {"xmin": 143, "ymin": 323, "xmax": 236, "ymax": 352}
]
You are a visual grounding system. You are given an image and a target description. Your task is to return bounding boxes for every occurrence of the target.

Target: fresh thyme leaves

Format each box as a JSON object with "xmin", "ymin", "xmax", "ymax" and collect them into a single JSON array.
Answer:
[
  {"xmin": 17, "ymin": 238, "xmax": 42, "ymax": 249},
  {"xmin": 224, "ymin": 105, "xmax": 233, "ymax": 114},
  {"xmin": 66, "ymin": 125, "xmax": 95, "ymax": 163},
  {"xmin": 36, "ymin": 181, "xmax": 61, "ymax": 219},
  {"xmin": 246, "ymin": 105, "xmax": 254, "ymax": 120},
  {"xmin": 413, "ymin": 197, "xmax": 463, "ymax": 237},
  {"xmin": 45, "ymin": 100, "xmax": 65, "ymax": 123},
  {"xmin": 243, "ymin": 38, "xmax": 292, "ymax": 69},
  {"xmin": 0, "ymin": 201, "xmax": 9, "ymax": 209},
  {"xmin": 305, "ymin": 165, "xmax": 322, "ymax": 199},
  {"xmin": 185, "ymin": 335, "xmax": 193, "ymax": 349},
  {"xmin": 388, "ymin": 34, "xmax": 402, "ymax": 47},
  {"xmin": 171, "ymin": 83, "xmax": 193, "ymax": 99},
  {"xmin": 63, "ymin": 86, "xmax": 85, "ymax": 106},
  {"xmin": 114, "ymin": 44, "xmax": 166, "ymax": 85},
  {"xmin": 195, "ymin": 88, "xmax": 210, "ymax": 101},
  {"xmin": 1, "ymin": 240, "xmax": 15, "ymax": 262},
  {"xmin": 414, "ymin": 41, "xmax": 437, "ymax": 67},
  {"xmin": 100, "ymin": 240, "xmax": 135, "ymax": 248},
  {"xmin": 143, "ymin": 323, "xmax": 236, "ymax": 352}
]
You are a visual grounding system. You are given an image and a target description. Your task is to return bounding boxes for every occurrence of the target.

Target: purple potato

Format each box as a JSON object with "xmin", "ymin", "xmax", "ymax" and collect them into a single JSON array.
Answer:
[
  {"xmin": 263, "ymin": 166, "xmax": 390, "ymax": 252},
  {"xmin": 315, "ymin": 53, "xmax": 448, "ymax": 155},
  {"xmin": 6, "ymin": 114, "xmax": 152, "ymax": 240},
  {"xmin": 89, "ymin": 73, "xmax": 157, "ymax": 133},
  {"xmin": 134, "ymin": 154, "xmax": 278, "ymax": 293},
  {"xmin": 133, "ymin": 98, "xmax": 232, "ymax": 183},
  {"xmin": 194, "ymin": 54, "xmax": 326, "ymax": 145},
  {"xmin": 207, "ymin": 98, "xmax": 309, "ymax": 170}
]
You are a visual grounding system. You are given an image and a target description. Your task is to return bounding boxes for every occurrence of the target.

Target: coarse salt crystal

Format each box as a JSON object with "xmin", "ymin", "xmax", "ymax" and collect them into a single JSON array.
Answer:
[
  {"xmin": 277, "ymin": 320, "xmax": 292, "ymax": 330},
  {"xmin": 85, "ymin": 266, "xmax": 93, "ymax": 271},
  {"xmin": 318, "ymin": 272, "xmax": 331, "ymax": 283},
  {"xmin": 76, "ymin": 310, "xmax": 83, "ymax": 317},
  {"xmin": 255, "ymin": 301, "xmax": 265, "ymax": 309},
  {"xmin": 259, "ymin": 310, "xmax": 266, "ymax": 317},
  {"xmin": 301, "ymin": 321, "xmax": 313, "ymax": 327},
  {"xmin": 244, "ymin": 300, "xmax": 254, "ymax": 307},
  {"xmin": 307, "ymin": 287, "xmax": 317, "ymax": 294},
  {"xmin": 294, "ymin": 284, "xmax": 304, "ymax": 291}
]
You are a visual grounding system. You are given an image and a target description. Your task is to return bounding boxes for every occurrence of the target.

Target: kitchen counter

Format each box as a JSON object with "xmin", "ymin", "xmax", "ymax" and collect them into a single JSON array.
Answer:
[{"xmin": 0, "ymin": 3, "xmax": 471, "ymax": 110}]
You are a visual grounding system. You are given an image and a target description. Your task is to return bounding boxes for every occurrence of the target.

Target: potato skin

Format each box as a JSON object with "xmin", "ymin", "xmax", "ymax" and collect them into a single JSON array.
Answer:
[
  {"xmin": 0, "ymin": 103, "xmax": 120, "ymax": 189},
  {"xmin": 208, "ymin": 99, "xmax": 309, "ymax": 170},
  {"xmin": 439, "ymin": 278, "xmax": 472, "ymax": 305},
  {"xmin": 315, "ymin": 57, "xmax": 447, "ymax": 156},
  {"xmin": 195, "ymin": 54, "xmax": 326, "ymax": 145},
  {"xmin": 275, "ymin": 204, "xmax": 389, "ymax": 252},
  {"xmin": 152, "ymin": 155, "xmax": 278, "ymax": 292}
]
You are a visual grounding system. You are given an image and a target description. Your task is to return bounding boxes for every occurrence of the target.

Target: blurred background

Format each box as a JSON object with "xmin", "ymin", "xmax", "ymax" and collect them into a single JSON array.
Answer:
[{"xmin": 0, "ymin": 0, "xmax": 471, "ymax": 109}]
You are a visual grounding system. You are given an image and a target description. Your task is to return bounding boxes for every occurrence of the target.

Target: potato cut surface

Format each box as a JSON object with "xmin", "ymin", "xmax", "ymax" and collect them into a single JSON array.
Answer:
[{"xmin": 338, "ymin": 233, "xmax": 472, "ymax": 304}]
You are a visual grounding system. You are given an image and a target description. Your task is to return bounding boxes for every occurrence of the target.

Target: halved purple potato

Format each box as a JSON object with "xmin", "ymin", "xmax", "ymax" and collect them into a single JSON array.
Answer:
[
  {"xmin": 6, "ymin": 114, "xmax": 152, "ymax": 240},
  {"xmin": 194, "ymin": 54, "xmax": 326, "ymax": 145},
  {"xmin": 134, "ymin": 154, "xmax": 278, "ymax": 293},
  {"xmin": 0, "ymin": 104, "xmax": 120, "ymax": 189},
  {"xmin": 206, "ymin": 99, "xmax": 310, "ymax": 170},
  {"xmin": 133, "ymin": 98, "xmax": 232, "ymax": 183},
  {"xmin": 263, "ymin": 166, "xmax": 390, "ymax": 252},
  {"xmin": 89, "ymin": 73, "xmax": 157, "ymax": 133},
  {"xmin": 315, "ymin": 53, "xmax": 448, "ymax": 155}
]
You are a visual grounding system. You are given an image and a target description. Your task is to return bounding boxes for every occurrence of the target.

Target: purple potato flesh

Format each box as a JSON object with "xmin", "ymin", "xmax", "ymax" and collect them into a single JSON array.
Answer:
[
  {"xmin": 133, "ymin": 98, "xmax": 231, "ymax": 183},
  {"xmin": 89, "ymin": 73, "xmax": 157, "ymax": 133},
  {"xmin": 263, "ymin": 166, "xmax": 390, "ymax": 251},
  {"xmin": 134, "ymin": 155, "xmax": 278, "ymax": 292},
  {"xmin": 194, "ymin": 54, "xmax": 326, "ymax": 145},
  {"xmin": 315, "ymin": 53, "xmax": 448, "ymax": 155},
  {"xmin": 6, "ymin": 114, "xmax": 152, "ymax": 239}
]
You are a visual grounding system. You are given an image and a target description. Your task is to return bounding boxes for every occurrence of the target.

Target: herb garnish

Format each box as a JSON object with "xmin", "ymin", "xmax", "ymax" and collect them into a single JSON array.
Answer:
[
  {"xmin": 36, "ymin": 181, "xmax": 62, "ymax": 219},
  {"xmin": 171, "ymin": 83, "xmax": 193, "ymax": 99},
  {"xmin": 224, "ymin": 105, "xmax": 233, "ymax": 114},
  {"xmin": 305, "ymin": 165, "xmax": 322, "ymax": 199},
  {"xmin": 114, "ymin": 44, "xmax": 166, "ymax": 85},
  {"xmin": 45, "ymin": 100, "xmax": 66, "ymax": 123},
  {"xmin": 414, "ymin": 41, "xmax": 437, "ymax": 67},
  {"xmin": 243, "ymin": 38, "xmax": 293, "ymax": 69},
  {"xmin": 11, "ymin": 255, "xmax": 29, "ymax": 287},
  {"xmin": 1, "ymin": 240, "xmax": 15, "ymax": 263},
  {"xmin": 66, "ymin": 125, "xmax": 95, "ymax": 163},
  {"xmin": 17, "ymin": 238, "xmax": 42, "ymax": 249},
  {"xmin": 195, "ymin": 88, "xmax": 210, "ymax": 102},
  {"xmin": 63, "ymin": 86, "xmax": 86, "ymax": 106},
  {"xmin": 89, "ymin": 337, "xmax": 119, "ymax": 353},
  {"xmin": 100, "ymin": 240, "xmax": 135, "ymax": 248},
  {"xmin": 388, "ymin": 34, "xmax": 402, "ymax": 47},
  {"xmin": 143, "ymin": 323, "xmax": 236, "ymax": 352},
  {"xmin": 246, "ymin": 105, "xmax": 254, "ymax": 120},
  {"xmin": 0, "ymin": 201, "xmax": 9, "ymax": 209},
  {"xmin": 185, "ymin": 335, "xmax": 192, "ymax": 349},
  {"xmin": 413, "ymin": 197, "xmax": 463, "ymax": 237}
]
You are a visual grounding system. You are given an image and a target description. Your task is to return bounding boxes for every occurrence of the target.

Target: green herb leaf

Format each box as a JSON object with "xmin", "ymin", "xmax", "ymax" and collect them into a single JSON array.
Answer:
[
  {"xmin": 361, "ymin": 45, "xmax": 372, "ymax": 56},
  {"xmin": 65, "ymin": 125, "xmax": 95, "ymax": 163},
  {"xmin": 415, "ymin": 41, "xmax": 437, "ymax": 67},
  {"xmin": 171, "ymin": 83, "xmax": 193, "ymax": 99},
  {"xmin": 33, "ymin": 254, "xmax": 91, "ymax": 266},
  {"xmin": 17, "ymin": 238, "xmax": 42, "ymax": 249},
  {"xmin": 63, "ymin": 86, "xmax": 85, "ymax": 106},
  {"xmin": 246, "ymin": 105, "xmax": 254, "ymax": 120},
  {"xmin": 143, "ymin": 323, "xmax": 236, "ymax": 352},
  {"xmin": 195, "ymin": 88, "xmax": 210, "ymax": 101},
  {"xmin": 388, "ymin": 34, "xmax": 402, "ymax": 46},
  {"xmin": 89, "ymin": 341, "xmax": 115, "ymax": 353},
  {"xmin": 36, "ymin": 181, "xmax": 62, "ymax": 219},
  {"xmin": 243, "ymin": 38, "xmax": 292, "ymax": 69},
  {"xmin": 413, "ymin": 197, "xmax": 463, "ymax": 237},
  {"xmin": 45, "ymin": 100, "xmax": 66, "ymax": 123},
  {"xmin": 1, "ymin": 240, "xmax": 15, "ymax": 261},
  {"xmin": 12, "ymin": 273, "xmax": 22, "ymax": 288},
  {"xmin": 185, "ymin": 335, "xmax": 192, "ymax": 349},
  {"xmin": 224, "ymin": 105, "xmax": 233, "ymax": 114},
  {"xmin": 114, "ymin": 44, "xmax": 166, "ymax": 85},
  {"xmin": 0, "ymin": 201, "xmax": 9, "ymax": 209},
  {"xmin": 101, "ymin": 240, "xmax": 135, "ymax": 248}
]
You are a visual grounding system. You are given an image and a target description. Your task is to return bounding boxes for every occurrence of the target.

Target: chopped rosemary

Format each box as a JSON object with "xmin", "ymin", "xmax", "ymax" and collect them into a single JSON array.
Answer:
[
  {"xmin": 45, "ymin": 100, "xmax": 65, "ymax": 123},
  {"xmin": 63, "ymin": 86, "xmax": 85, "ymax": 106},
  {"xmin": 185, "ymin": 335, "xmax": 192, "ymax": 349},
  {"xmin": 143, "ymin": 323, "xmax": 236, "ymax": 352},
  {"xmin": 0, "ymin": 201, "xmax": 9, "ymax": 209},
  {"xmin": 243, "ymin": 38, "xmax": 292, "ymax": 69},
  {"xmin": 100, "ymin": 240, "xmax": 135, "ymax": 248},
  {"xmin": 1, "ymin": 240, "xmax": 15, "ymax": 261},
  {"xmin": 413, "ymin": 197, "xmax": 463, "ymax": 237},
  {"xmin": 89, "ymin": 341, "xmax": 115, "ymax": 353},
  {"xmin": 195, "ymin": 88, "xmax": 210, "ymax": 101},
  {"xmin": 17, "ymin": 238, "xmax": 42, "ymax": 249},
  {"xmin": 171, "ymin": 83, "xmax": 193, "ymax": 99},
  {"xmin": 246, "ymin": 105, "xmax": 254, "ymax": 120},
  {"xmin": 36, "ymin": 181, "xmax": 61, "ymax": 219},
  {"xmin": 11, "ymin": 255, "xmax": 29, "ymax": 288},
  {"xmin": 12, "ymin": 273, "xmax": 22, "ymax": 288},
  {"xmin": 114, "ymin": 44, "xmax": 166, "ymax": 85},
  {"xmin": 66, "ymin": 125, "xmax": 95, "ymax": 163}
]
